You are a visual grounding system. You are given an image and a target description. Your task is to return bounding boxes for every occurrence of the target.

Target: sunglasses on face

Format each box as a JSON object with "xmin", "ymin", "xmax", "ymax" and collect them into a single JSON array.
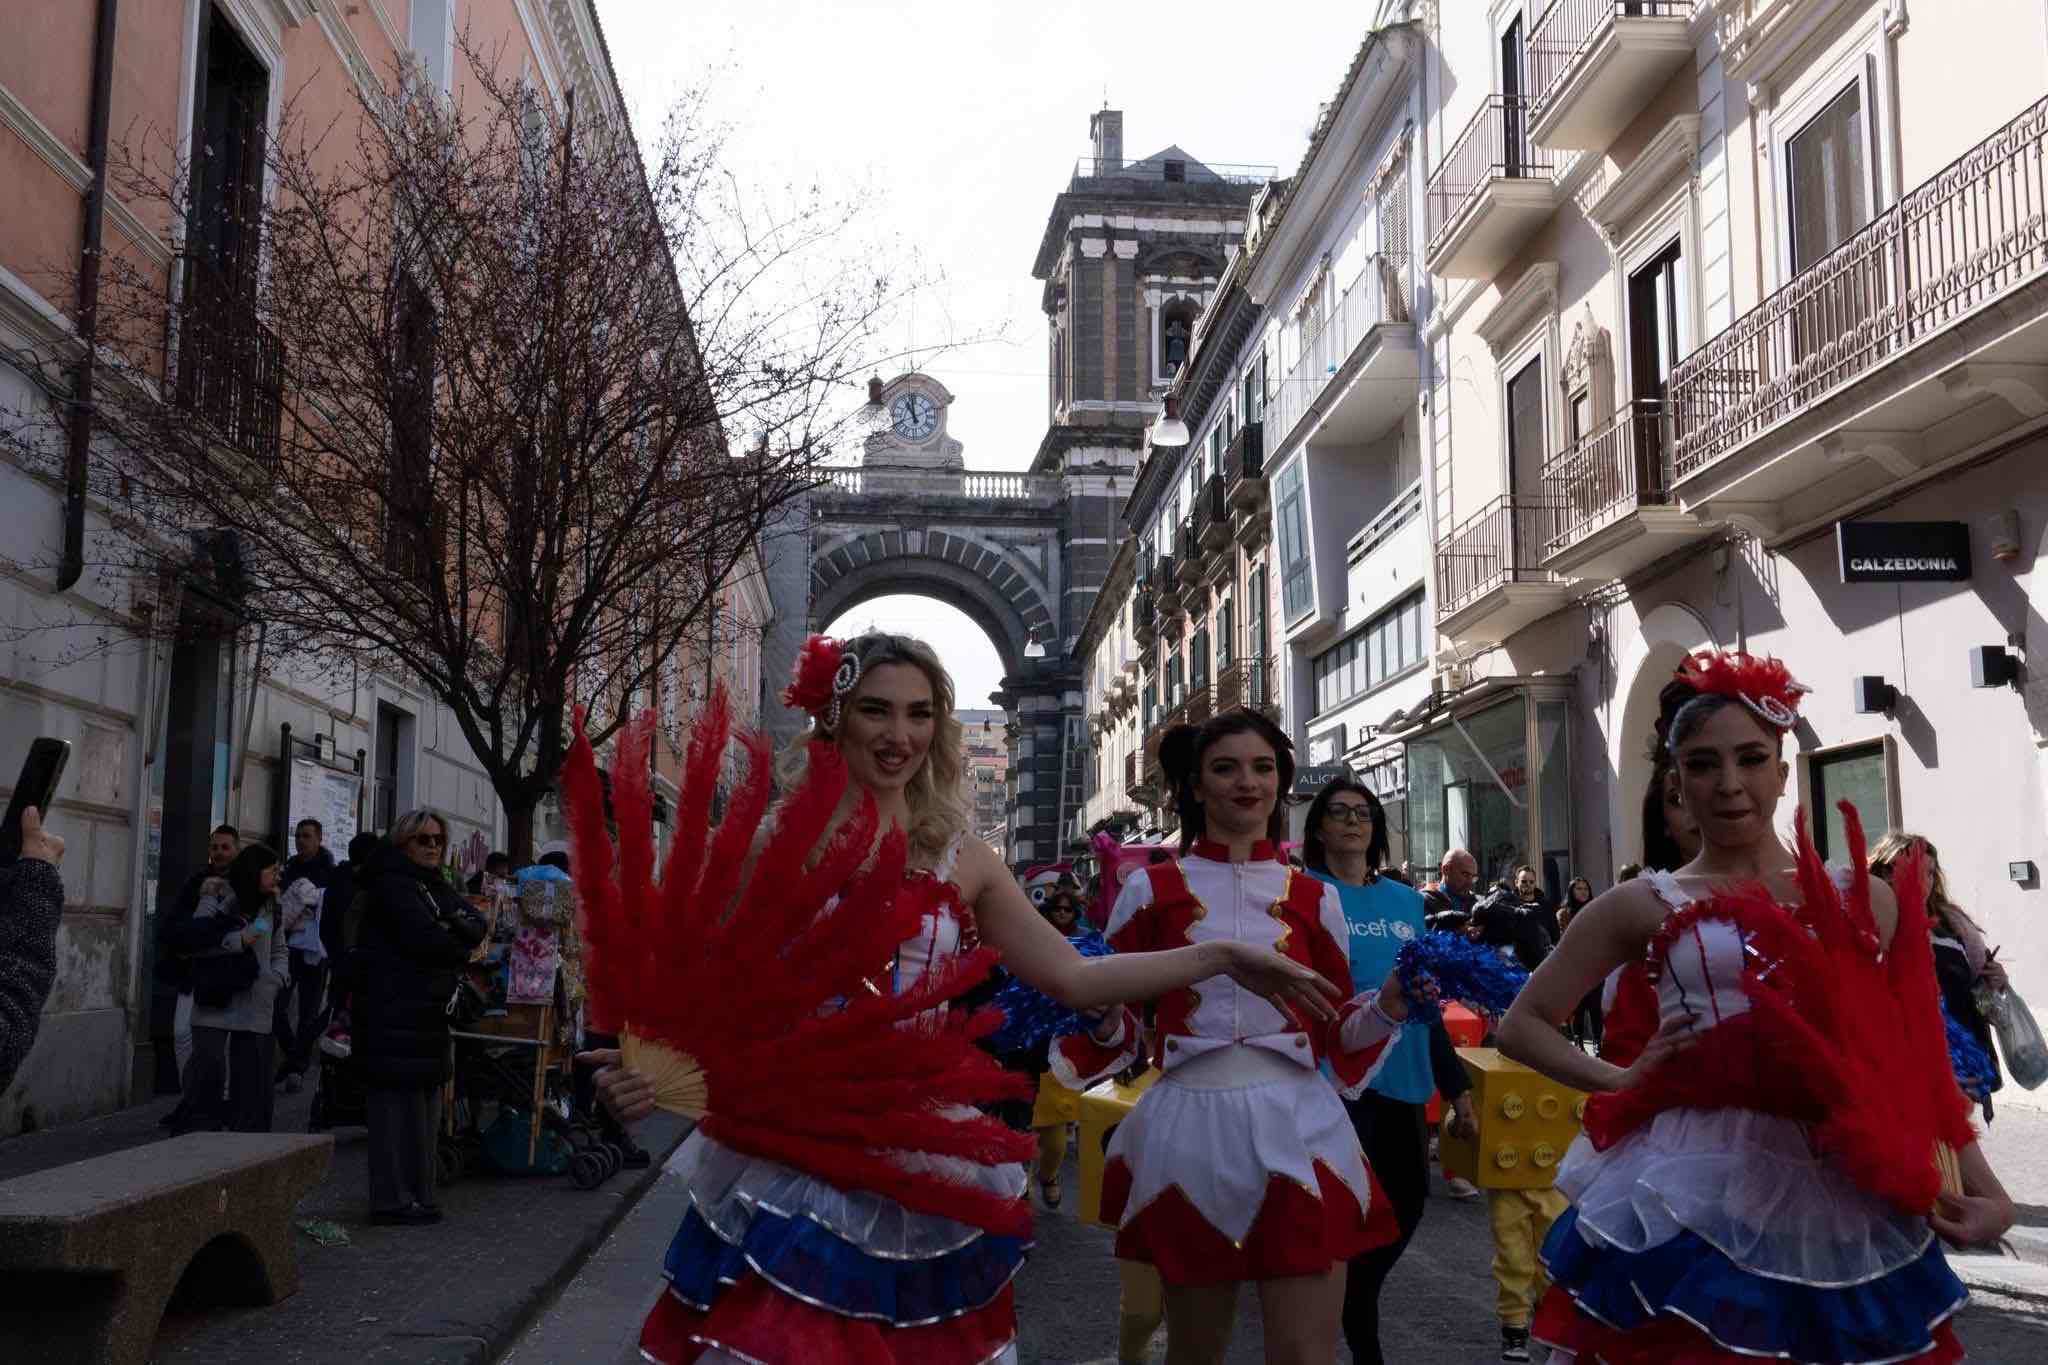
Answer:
[
  {"xmin": 1323, "ymin": 804, "xmax": 1374, "ymax": 824},
  {"xmin": 411, "ymin": 832, "xmax": 447, "ymax": 848}
]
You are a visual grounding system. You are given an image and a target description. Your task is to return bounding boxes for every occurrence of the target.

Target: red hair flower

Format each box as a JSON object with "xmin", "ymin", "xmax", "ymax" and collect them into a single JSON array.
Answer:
[
  {"xmin": 1674, "ymin": 650, "xmax": 1811, "ymax": 731},
  {"xmin": 781, "ymin": 634, "xmax": 863, "ymax": 731}
]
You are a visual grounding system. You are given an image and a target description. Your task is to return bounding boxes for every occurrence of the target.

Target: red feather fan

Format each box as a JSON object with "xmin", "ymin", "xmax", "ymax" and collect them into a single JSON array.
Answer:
[{"xmin": 562, "ymin": 692, "xmax": 1034, "ymax": 1237}]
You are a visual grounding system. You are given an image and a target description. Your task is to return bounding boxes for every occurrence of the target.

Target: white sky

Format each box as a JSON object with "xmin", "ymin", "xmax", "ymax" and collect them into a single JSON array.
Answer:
[{"xmin": 596, "ymin": 0, "xmax": 1378, "ymax": 705}]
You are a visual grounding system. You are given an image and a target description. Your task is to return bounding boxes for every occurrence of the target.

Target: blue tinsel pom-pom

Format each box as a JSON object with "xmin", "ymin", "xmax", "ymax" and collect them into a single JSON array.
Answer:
[
  {"xmin": 1942, "ymin": 999, "xmax": 2000, "ymax": 1101},
  {"xmin": 1394, "ymin": 931, "xmax": 1529, "ymax": 1024},
  {"xmin": 987, "ymin": 931, "xmax": 1114, "ymax": 1053}
]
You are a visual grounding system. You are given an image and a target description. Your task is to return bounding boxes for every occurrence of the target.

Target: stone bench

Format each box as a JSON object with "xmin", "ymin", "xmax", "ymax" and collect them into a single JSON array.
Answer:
[{"xmin": 0, "ymin": 1131, "xmax": 332, "ymax": 1365}]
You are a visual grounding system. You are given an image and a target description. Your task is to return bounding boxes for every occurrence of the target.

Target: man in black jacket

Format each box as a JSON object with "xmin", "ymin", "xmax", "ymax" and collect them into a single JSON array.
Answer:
[
  {"xmin": 1473, "ymin": 868, "xmax": 1556, "ymax": 974},
  {"xmin": 154, "ymin": 824, "xmax": 238, "ymax": 1120},
  {"xmin": 0, "ymin": 808, "xmax": 66, "ymax": 1094}
]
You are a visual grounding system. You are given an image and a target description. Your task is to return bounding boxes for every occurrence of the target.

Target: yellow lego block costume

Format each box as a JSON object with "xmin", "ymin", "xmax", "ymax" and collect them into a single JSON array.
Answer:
[{"xmin": 1438, "ymin": 1047, "xmax": 1586, "ymax": 1191}]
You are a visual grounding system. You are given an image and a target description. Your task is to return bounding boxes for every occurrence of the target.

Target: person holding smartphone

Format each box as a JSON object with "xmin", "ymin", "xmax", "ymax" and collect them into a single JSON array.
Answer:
[{"xmin": 0, "ymin": 807, "xmax": 66, "ymax": 1093}]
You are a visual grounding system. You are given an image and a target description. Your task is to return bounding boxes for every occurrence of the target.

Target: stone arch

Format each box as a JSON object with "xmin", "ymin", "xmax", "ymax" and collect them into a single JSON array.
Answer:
[
  {"xmin": 808, "ymin": 528, "xmax": 1057, "ymax": 683},
  {"xmin": 1606, "ymin": 601, "xmax": 1718, "ymax": 869}
]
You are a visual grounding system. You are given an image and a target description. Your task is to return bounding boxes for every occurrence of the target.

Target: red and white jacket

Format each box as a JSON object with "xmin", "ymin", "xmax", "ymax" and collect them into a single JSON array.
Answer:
[{"xmin": 1053, "ymin": 841, "xmax": 1397, "ymax": 1095}]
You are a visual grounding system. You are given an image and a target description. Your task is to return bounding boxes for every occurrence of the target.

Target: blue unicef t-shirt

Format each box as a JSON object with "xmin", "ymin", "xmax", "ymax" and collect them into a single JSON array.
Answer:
[{"xmin": 1313, "ymin": 870, "xmax": 1435, "ymax": 1104}]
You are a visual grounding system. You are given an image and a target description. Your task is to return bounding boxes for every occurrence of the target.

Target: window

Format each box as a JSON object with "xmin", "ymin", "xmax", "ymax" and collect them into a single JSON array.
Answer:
[
  {"xmin": 1207, "ymin": 426, "xmax": 1223, "ymax": 479},
  {"xmin": 410, "ymin": 0, "xmax": 454, "ymax": 95},
  {"xmin": 1190, "ymin": 628, "xmax": 1210, "ymax": 688},
  {"xmin": 1166, "ymin": 650, "xmax": 1185, "ymax": 702},
  {"xmin": 1788, "ymin": 83, "xmax": 1870, "ymax": 274},
  {"xmin": 1141, "ymin": 680, "xmax": 1157, "ymax": 724},
  {"xmin": 1505, "ymin": 354, "xmax": 1545, "ymax": 495},
  {"xmin": 1243, "ymin": 350, "xmax": 1268, "ymax": 424},
  {"xmin": 1217, "ymin": 598, "xmax": 1234, "ymax": 667},
  {"xmin": 1275, "ymin": 461, "xmax": 1312, "ymax": 620},
  {"xmin": 1810, "ymin": 742, "xmax": 1890, "ymax": 862},
  {"xmin": 187, "ymin": 7, "xmax": 268, "ymax": 293},
  {"xmin": 1164, "ymin": 159, "xmax": 1187, "ymax": 182},
  {"xmin": 1308, "ymin": 592, "xmax": 1425, "ymax": 716},
  {"xmin": 1248, "ymin": 565, "xmax": 1269, "ymax": 704}
]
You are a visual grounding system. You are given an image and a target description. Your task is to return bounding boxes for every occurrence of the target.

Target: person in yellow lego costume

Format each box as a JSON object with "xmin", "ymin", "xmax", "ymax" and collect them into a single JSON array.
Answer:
[{"xmin": 1439, "ymin": 1047, "xmax": 1583, "ymax": 1362}]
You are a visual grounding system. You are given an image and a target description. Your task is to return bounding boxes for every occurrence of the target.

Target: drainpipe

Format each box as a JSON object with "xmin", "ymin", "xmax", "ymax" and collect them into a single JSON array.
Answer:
[{"xmin": 59, "ymin": 0, "xmax": 120, "ymax": 592}]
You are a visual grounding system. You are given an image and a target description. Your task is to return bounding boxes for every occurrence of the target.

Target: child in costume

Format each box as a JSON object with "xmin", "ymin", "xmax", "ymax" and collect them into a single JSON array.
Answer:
[
  {"xmin": 574, "ymin": 633, "xmax": 1356, "ymax": 1365},
  {"xmin": 1050, "ymin": 708, "xmax": 1422, "ymax": 1365},
  {"xmin": 1498, "ymin": 651, "xmax": 2016, "ymax": 1364}
]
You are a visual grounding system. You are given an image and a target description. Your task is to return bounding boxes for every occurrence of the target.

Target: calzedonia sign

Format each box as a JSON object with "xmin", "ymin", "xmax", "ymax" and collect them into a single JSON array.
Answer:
[{"xmin": 1836, "ymin": 520, "xmax": 1972, "ymax": 583}]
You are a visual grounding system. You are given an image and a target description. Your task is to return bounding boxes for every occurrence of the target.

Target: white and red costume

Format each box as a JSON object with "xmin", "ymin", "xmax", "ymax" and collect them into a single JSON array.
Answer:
[{"xmin": 1053, "ymin": 840, "xmax": 1403, "ymax": 1285}]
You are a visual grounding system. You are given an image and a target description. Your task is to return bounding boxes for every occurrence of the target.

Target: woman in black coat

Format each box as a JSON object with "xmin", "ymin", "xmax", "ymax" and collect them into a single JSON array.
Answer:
[{"xmin": 349, "ymin": 809, "xmax": 485, "ymax": 1225}]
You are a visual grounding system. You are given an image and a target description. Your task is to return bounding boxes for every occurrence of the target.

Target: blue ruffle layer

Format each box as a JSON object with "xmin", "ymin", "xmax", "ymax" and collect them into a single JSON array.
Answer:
[
  {"xmin": 1542, "ymin": 1206, "xmax": 1967, "ymax": 1363},
  {"xmin": 663, "ymin": 1202, "xmax": 1031, "ymax": 1327}
]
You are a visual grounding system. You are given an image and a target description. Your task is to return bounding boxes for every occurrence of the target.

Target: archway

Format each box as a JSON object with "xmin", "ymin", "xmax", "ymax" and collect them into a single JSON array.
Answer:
[
  {"xmin": 820, "ymin": 595, "xmax": 1010, "ymax": 716},
  {"xmin": 1606, "ymin": 602, "xmax": 1717, "ymax": 869}
]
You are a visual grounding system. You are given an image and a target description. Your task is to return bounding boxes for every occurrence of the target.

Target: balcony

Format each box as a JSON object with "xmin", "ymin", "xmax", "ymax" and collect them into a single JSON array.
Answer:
[
  {"xmin": 1155, "ymin": 553, "xmax": 1184, "ymax": 613},
  {"xmin": 1668, "ymin": 94, "xmax": 2048, "ymax": 541},
  {"xmin": 1346, "ymin": 481, "xmax": 1426, "ymax": 608},
  {"xmin": 1433, "ymin": 494, "xmax": 1575, "ymax": 648},
  {"xmin": 1174, "ymin": 521, "xmax": 1202, "ymax": 587},
  {"xmin": 1426, "ymin": 96, "xmax": 1559, "ymax": 280},
  {"xmin": 1541, "ymin": 399, "xmax": 1706, "ymax": 579},
  {"xmin": 1133, "ymin": 584, "xmax": 1157, "ymax": 646},
  {"xmin": 1225, "ymin": 421, "xmax": 1266, "ymax": 509},
  {"xmin": 176, "ymin": 271, "xmax": 284, "ymax": 469},
  {"xmin": 1198, "ymin": 474, "xmax": 1232, "ymax": 555},
  {"xmin": 1268, "ymin": 256, "xmax": 1418, "ymax": 454},
  {"xmin": 1214, "ymin": 654, "xmax": 1276, "ymax": 715},
  {"xmin": 1528, "ymin": 1, "xmax": 1695, "ymax": 152}
]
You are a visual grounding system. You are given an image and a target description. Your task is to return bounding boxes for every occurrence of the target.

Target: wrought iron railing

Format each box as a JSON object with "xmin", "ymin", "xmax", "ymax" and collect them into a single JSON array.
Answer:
[
  {"xmin": 1433, "ymin": 494, "xmax": 1564, "ymax": 620},
  {"xmin": 1225, "ymin": 419, "xmax": 1265, "ymax": 492},
  {"xmin": 1268, "ymin": 256, "xmax": 1409, "ymax": 454},
  {"xmin": 175, "ymin": 270, "xmax": 283, "ymax": 468},
  {"xmin": 1670, "ymin": 93, "xmax": 2048, "ymax": 480},
  {"xmin": 1529, "ymin": 1, "xmax": 1689, "ymax": 120},
  {"xmin": 1214, "ymin": 654, "xmax": 1276, "ymax": 713},
  {"xmin": 1425, "ymin": 96, "xmax": 1556, "ymax": 259},
  {"xmin": 1198, "ymin": 474, "xmax": 1231, "ymax": 551},
  {"xmin": 1542, "ymin": 399, "xmax": 1671, "ymax": 553}
]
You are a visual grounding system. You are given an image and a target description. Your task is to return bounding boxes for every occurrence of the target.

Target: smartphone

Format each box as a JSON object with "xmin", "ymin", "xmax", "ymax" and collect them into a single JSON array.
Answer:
[{"xmin": 0, "ymin": 738, "xmax": 71, "ymax": 865}]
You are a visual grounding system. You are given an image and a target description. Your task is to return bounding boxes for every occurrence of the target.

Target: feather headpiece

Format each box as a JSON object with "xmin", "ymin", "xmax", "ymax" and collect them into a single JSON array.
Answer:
[
  {"xmin": 781, "ymin": 634, "xmax": 864, "ymax": 734},
  {"xmin": 562, "ymin": 692, "xmax": 1034, "ymax": 1236},
  {"xmin": 1673, "ymin": 650, "xmax": 1811, "ymax": 731}
]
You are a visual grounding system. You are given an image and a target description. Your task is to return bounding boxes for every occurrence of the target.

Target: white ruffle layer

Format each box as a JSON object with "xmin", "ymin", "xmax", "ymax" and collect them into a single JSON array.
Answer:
[
  {"xmin": 668, "ymin": 1128, "xmax": 1028, "ymax": 1261},
  {"xmin": 1557, "ymin": 1107, "xmax": 1935, "ymax": 1287},
  {"xmin": 1106, "ymin": 1047, "xmax": 1369, "ymax": 1245},
  {"xmin": 677, "ymin": 1343, "xmax": 1019, "ymax": 1365}
]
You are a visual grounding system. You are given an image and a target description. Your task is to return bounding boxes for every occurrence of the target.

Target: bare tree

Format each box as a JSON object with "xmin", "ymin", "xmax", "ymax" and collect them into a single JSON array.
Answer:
[{"xmin": 2, "ymin": 42, "xmax": 911, "ymax": 859}]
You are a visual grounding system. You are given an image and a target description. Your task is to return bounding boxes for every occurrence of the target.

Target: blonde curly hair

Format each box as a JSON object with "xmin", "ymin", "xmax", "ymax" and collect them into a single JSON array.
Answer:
[{"xmin": 777, "ymin": 632, "xmax": 969, "ymax": 867}]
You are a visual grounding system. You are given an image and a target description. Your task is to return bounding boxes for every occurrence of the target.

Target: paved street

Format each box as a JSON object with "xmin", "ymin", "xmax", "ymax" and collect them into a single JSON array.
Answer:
[{"xmin": 507, "ymin": 1132, "xmax": 2048, "ymax": 1365}]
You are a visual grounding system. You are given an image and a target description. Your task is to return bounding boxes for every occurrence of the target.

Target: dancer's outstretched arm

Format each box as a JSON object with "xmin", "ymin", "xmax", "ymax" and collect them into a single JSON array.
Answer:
[{"xmin": 957, "ymin": 838, "xmax": 1345, "ymax": 1019}]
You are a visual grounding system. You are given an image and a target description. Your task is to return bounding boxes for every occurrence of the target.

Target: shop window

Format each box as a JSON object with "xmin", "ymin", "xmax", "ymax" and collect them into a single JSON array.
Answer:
[
  {"xmin": 1308, "ymin": 591, "xmax": 1424, "ymax": 716},
  {"xmin": 1809, "ymin": 741, "xmax": 1890, "ymax": 862},
  {"xmin": 1275, "ymin": 461, "xmax": 1312, "ymax": 621},
  {"xmin": 1405, "ymin": 694, "xmax": 1574, "ymax": 888}
]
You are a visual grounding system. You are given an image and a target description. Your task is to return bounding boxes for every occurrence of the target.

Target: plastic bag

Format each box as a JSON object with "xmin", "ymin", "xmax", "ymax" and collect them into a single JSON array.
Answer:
[{"xmin": 1978, "ymin": 984, "xmax": 2048, "ymax": 1090}]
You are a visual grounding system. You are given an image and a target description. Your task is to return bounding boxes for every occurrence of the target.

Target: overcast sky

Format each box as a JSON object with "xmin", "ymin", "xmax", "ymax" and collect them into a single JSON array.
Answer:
[{"xmin": 598, "ymin": 0, "xmax": 1376, "ymax": 706}]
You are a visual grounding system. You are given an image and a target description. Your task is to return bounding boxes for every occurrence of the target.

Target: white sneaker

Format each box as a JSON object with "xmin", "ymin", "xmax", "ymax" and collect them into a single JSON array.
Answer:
[{"xmin": 1445, "ymin": 1175, "xmax": 1482, "ymax": 1200}]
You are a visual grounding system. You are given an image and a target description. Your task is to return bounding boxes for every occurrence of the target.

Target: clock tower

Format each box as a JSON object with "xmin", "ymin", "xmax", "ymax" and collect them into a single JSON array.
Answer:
[{"xmin": 862, "ymin": 373, "xmax": 964, "ymax": 470}]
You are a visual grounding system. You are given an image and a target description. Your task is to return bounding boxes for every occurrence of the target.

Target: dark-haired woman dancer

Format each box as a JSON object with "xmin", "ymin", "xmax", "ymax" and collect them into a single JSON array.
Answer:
[{"xmin": 1057, "ymin": 710, "xmax": 1417, "ymax": 1365}]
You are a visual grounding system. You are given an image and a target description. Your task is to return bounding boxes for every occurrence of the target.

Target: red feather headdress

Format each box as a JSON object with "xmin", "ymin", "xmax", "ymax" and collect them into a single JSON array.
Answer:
[
  {"xmin": 781, "ymin": 634, "xmax": 863, "ymax": 733},
  {"xmin": 1673, "ymin": 650, "xmax": 1811, "ymax": 731},
  {"xmin": 561, "ymin": 692, "xmax": 1034, "ymax": 1236}
]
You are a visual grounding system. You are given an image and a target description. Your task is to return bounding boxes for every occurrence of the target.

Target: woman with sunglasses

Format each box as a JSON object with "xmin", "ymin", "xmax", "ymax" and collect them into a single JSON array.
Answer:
[
  {"xmin": 350, "ymin": 808, "xmax": 487, "ymax": 1225},
  {"xmin": 1300, "ymin": 777, "xmax": 1477, "ymax": 1365}
]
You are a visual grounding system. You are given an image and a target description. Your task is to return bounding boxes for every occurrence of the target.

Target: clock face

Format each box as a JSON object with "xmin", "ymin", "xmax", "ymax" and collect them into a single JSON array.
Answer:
[{"xmin": 891, "ymin": 392, "xmax": 940, "ymax": 441}]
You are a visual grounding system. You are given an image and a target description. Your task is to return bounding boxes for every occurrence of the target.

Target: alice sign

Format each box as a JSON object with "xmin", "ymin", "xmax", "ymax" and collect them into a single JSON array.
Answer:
[{"xmin": 1836, "ymin": 520, "xmax": 1972, "ymax": 583}]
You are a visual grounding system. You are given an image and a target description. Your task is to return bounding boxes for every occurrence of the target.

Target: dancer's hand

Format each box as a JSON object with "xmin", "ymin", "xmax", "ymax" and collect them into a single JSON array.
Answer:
[
  {"xmin": 1216, "ymin": 942, "xmax": 1343, "ymax": 1022},
  {"xmin": 1375, "ymin": 965, "xmax": 1437, "ymax": 1022},
  {"xmin": 1609, "ymin": 1014, "xmax": 1697, "ymax": 1093},
  {"xmin": 579, "ymin": 1048, "xmax": 656, "ymax": 1124},
  {"xmin": 1930, "ymin": 1189, "xmax": 2015, "ymax": 1247}
]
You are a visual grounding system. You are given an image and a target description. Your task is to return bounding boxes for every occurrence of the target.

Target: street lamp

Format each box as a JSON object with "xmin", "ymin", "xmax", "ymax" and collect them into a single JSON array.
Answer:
[
  {"xmin": 1150, "ymin": 394, "xmax": 1190, "ymax": 447},
  {"xmin": 1023, "ymin": 631, "xmax": 1047, "ymax": 660}
]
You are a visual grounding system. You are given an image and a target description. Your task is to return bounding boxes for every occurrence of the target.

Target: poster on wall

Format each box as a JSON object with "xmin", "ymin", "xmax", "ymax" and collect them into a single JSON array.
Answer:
[{"xmin": 287, "ymin": 757, "xmax": 361, "ymax": 852}]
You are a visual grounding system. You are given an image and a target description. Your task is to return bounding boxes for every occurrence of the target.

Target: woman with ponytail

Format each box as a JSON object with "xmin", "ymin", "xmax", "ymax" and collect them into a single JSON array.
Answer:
[{"xmin": 1075, "ymin": 708, "xmax": 1421, "ymax": 1365}]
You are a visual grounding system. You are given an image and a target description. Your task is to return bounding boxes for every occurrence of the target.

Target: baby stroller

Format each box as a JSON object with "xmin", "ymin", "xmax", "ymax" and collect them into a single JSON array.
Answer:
[{"xmin": 305, "ymin": 1012, "xmax": 368, "ymax": 1133}]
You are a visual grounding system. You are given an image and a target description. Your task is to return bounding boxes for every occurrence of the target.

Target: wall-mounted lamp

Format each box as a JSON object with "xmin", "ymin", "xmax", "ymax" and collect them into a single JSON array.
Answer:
[
  {"xmin": 1023, "ymin": 631, "xmax": 1047, "ymax": 660},
  {"xmin": 2009, "ymin": 860, "xmax": 2038, "ymax": 886},
  {"xmin": 1969, "ymin": 644, "xmax": 2022, "ymax": 689},
  {"xmin": 1852, "ymin": 675, "xmax": 1898, "ymax": 715}
]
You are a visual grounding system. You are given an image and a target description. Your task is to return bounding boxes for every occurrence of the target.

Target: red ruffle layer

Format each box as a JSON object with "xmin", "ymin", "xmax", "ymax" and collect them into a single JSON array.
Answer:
[
  {"xmin": 640, "ymin": 1275, "xmax": 1016, "ymax": 1365},
  {"xmin": 1100, "ymin": 1155, "xmax": 1399, "ymax": 1287},
  {"xmin": 1530, "ymin": 1286, "xmax": 1964, "ymax": 1365}
]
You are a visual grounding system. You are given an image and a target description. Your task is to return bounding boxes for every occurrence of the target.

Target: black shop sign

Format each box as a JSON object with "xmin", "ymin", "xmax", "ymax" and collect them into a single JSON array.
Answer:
[
  {"xmin": 1836, "ymin": 520, "xmax": 1972, "ymax": 583},
  {"xmin": 1291, "ymin": 763, "xmax": 1354, "ymax": 797}
]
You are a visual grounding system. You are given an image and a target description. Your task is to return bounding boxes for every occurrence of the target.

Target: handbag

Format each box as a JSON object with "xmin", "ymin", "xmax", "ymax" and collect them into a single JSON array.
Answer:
[
  {"xmin": 1977, "ymin": 983, "xmax": 2048, "ymax": 1090},
  {"xmin": 192, "ymin": 931, "xmax": 261, "ymax": 1008},
  {"xmin": 446, "ymin": 974, "xmax": 490, "ymax": 1029}
]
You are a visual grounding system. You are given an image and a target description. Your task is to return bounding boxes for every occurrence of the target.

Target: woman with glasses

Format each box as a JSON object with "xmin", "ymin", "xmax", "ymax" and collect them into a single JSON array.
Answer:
[
  {"xmin": 350, "ymin": 808, "xmax": 486, "ymax": 1225},
  {"xmin": 1300, "ymin": 777, "xmax": 1478, "ymax": 1365}
]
